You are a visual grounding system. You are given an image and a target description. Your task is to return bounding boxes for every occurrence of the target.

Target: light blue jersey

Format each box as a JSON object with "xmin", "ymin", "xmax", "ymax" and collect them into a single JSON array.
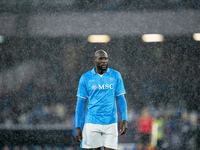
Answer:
[{"xmin": 77, "ymin": 68, "xmax": 126, "ymax": 125}]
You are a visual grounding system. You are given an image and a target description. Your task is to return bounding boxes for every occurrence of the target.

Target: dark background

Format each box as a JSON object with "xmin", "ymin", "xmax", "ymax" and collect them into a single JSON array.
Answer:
[{"xmin": 0, "ymin": 0, "xmax": 200, "ymax": 149}]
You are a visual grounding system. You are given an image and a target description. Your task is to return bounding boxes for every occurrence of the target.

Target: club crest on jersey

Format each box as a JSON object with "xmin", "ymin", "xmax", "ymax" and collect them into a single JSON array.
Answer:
[
  {"xmin": 92, "ymin": 85, "xmax": 97, "ymax": 90},
  {"xmin": 109, "ymin": 77, "xmax": 114, "ymax": 82}
]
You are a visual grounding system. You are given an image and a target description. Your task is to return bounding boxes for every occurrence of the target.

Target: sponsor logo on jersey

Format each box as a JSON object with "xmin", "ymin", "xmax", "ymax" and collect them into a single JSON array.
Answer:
[
  {"xmin": 99, "ymin": 84, "xmax": 114, "ymax": 89},
  {"xmin": 91, "ymin": 84, "xmax": 114, "ymax": 90}
]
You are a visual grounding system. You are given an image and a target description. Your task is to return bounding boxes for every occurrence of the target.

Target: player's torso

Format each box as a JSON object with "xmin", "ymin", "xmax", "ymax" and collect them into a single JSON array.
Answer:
[
  {"xmin": 83, "ymin": 69, "xmax": 118, "ymax": 124},
  {"xmin": 86, "ymin": 73, "xmax": 116, "ymax": 96}
]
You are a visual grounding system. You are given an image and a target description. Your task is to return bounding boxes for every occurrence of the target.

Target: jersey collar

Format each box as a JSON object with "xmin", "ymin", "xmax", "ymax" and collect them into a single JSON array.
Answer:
[{"xmin": 92, "ymin": 67, "xmax": 110, "ymax": 75}]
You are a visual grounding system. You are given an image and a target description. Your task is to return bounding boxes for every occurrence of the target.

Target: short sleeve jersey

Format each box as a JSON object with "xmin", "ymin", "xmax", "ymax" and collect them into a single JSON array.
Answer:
[{"xmin": 77, "ymin": 68, "xmax": 126, "ymax": 125}]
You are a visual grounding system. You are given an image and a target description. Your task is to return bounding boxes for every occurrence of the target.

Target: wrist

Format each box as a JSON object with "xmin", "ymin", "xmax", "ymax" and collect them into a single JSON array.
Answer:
[{"xmin": 122, "ymin": 118, "xmax": 128, "ymax": 121}]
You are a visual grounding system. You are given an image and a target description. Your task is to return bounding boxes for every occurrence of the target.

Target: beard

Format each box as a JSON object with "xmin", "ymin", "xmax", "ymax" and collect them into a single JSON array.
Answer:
[{"xmin": 96, "ymin": 65, "xmax": 108, "ymax": 74}]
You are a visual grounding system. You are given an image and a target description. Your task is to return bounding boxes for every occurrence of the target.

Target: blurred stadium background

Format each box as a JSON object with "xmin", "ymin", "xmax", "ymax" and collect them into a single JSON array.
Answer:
[{"xmin": 0, "ymin": 0, "xmax": 200, "ymax": 150}]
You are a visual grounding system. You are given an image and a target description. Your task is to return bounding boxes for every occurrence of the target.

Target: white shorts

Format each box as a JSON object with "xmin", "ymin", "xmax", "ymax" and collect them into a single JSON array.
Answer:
[{"xmin": 81, "ymin": 123, "xmax": 118, "ymax": 149}]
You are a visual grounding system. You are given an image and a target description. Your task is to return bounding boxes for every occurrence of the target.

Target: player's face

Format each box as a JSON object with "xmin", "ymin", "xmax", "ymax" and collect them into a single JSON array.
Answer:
[{"xmin": 94, "ymin": 51, "xmax": 108, "ymax": 71}]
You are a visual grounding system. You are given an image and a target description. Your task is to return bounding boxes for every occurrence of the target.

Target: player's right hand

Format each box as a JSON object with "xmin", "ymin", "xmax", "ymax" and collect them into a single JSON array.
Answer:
[{"xmin": 75, "ymin": 127, "xmax": 82, "ymax": 143}]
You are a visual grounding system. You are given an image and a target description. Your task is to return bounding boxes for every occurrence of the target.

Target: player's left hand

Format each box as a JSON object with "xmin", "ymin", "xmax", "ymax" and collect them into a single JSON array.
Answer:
[
  {"xmin": 119, "ymin": 120, "xmax": 128, "ymax": 136},
  {"xmin": 75, "ymin": 127, "xmax": 82, "ymax": 143}
]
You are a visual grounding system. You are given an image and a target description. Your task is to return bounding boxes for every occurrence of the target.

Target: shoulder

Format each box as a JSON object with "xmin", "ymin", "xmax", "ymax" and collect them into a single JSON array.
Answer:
[
  {"xmin": 108, "ymin": 68, "xmax": 121, "ymax": 75},
  {"xmin": 109, "ymin": 68, "xmax": 123, "ymax": 80}
]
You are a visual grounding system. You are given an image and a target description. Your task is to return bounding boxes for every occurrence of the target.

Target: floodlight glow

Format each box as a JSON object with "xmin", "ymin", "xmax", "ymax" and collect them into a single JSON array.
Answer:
[
  {"xmin": 193, "ymin": 33, "xmax": 200, "ymax": 41},
  {"xmin": 142, "ymin": 34, "xmax": 164, "ymax": 42},
  {"xmin": 88, "ymin": 35, "xmax": 110, "ymax": 43}
]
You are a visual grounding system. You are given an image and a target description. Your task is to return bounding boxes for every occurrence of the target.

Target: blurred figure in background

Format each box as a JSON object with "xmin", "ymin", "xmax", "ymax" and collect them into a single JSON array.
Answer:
[
  {"xmin": 136, "ymin": 108, "xmax": 154, "ymax": 150},
  {"xmin": 153, "ymin": 115, "xmax": 164, "ymax": 150}
]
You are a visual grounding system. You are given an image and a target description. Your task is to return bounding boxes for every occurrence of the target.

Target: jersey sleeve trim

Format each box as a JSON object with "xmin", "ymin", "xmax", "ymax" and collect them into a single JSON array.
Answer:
[
  {"xmin": 116, "ymin": 93, "xmax": 126, "ymax": 96},
  {"xmin": 77, "ymin": 95, "xmax": 87, "ymax": 99}
]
